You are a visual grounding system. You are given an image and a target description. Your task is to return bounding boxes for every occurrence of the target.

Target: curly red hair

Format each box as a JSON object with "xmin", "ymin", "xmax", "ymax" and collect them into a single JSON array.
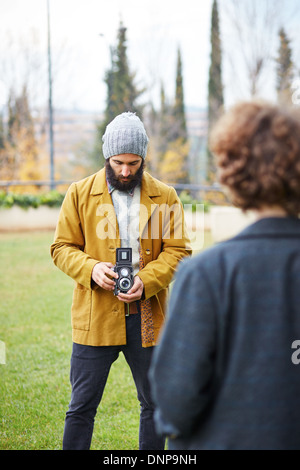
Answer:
[{"xmin": 209, "ymin": 101, "xmax": 300, "ymax": 216}]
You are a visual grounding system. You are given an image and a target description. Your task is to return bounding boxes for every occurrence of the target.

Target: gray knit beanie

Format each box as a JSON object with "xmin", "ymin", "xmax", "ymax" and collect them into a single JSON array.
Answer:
[{"xmin": 102, "ymin": 112, "xmax": 149, "ymax": 160}]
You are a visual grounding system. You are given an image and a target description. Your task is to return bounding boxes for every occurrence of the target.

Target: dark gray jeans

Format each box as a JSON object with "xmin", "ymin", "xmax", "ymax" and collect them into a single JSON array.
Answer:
[{"xmin": 62, "ymin": 312, "xmax": 165, "ymax": 450}]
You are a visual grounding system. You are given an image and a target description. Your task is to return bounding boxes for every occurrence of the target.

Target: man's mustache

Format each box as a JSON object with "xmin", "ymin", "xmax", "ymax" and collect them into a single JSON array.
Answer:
[{"xmin": 105, "ymin": 160, "xmax": 145, "ymax": 191}]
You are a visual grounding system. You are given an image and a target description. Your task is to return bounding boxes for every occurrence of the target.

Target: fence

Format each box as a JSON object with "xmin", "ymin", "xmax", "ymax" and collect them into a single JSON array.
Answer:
[
  {"xmin": 0, "ymin": 180, "xmax": 72, "ymax": 191},
  {"xmin": 0, "ymin": 180, "xmax": 224, "ymax": 194}
]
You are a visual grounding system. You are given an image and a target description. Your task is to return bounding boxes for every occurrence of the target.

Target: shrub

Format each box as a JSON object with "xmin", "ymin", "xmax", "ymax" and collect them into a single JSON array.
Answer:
[
  {"xmin": 0, "ymin": 191, "xmax": 65, "ymax": 209},
  {"xmin": 179, "ymin": 190, "xmax": 210, "ymax": 212}
]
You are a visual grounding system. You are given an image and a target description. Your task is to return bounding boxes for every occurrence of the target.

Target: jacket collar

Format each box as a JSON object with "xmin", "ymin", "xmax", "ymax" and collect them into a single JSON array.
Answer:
[
  {"xmin": 232, "ymin": 216, "xmax": 300, "ymax": 241},
  {"xmin": 90, "ymin": 168, "xmax": 163, "ymax": 240},
  {"xmin": 90, "ymin": 167, "xmax": 162, "ymax": 197}
]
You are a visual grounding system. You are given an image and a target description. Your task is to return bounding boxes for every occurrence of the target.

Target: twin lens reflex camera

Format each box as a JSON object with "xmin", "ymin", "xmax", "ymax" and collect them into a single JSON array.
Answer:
[{"xmin": 113, "ymin": 248, "xmax": 134, "ymax": 296}]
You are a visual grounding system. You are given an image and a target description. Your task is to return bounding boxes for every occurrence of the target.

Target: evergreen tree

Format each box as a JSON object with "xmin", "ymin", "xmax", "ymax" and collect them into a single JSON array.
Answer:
[
  {"xmin": 276, "ymin": 28, "xmax": 294, "ymax": 105},
  {"xmin": 158, "ymin": 83, "xmax": 172, "ymax": 157},
  {"xmin": 159, "ymin": 47, "xmax": 189, "ymax": 184},
  {"xmin": 112, "ymin": 24, "xmax": 144, "ymax": 115},
  {"xmin": 93, "ymin": 22, "xmax": 145, "ymax": 168},
  {"xmin": 145, "ymin": 82, "xmax": 171, "ymax": 179},
  {"xmin": 173, "ymin": 47, "xmax": 187, "ymax": 142},
  {"xmin": 103, "ymin": 47, "xmax": 116, "ymax": 125},
  {"xmin": 207, "ymin": 0, "xmax": 224, "ymax": 181}
]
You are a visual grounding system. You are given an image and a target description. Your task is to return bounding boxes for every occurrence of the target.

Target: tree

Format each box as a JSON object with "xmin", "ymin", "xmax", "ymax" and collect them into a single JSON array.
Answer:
[
  {"xmin": 158, "ymin": 83, "xmax": 168, "ymax": 154},
  {"xmin": 0, "ymin": 86, "xmax": 41, "ymax": 185},
  {"xmin": 173, "ymin": 47, "xmax": 187, "ymax": 142},
  {"xmin": 159, "ymin": 138, "xmax": 189, "ymax": 184},
  {"xmin": 159, "ymin": 48, "xmax": 190, "ymax": 184},
  {"xmin": 94, "ymin": 22, "xmax": 145, "ymax": 168},
  {"xmin": 207, "ymin": 0, "xmax": 224, "ymax": 181},
  {"xmin": 112, "ymin": 24, "xmax": 144, "ymax": 116},
  {"xmin": 276, "ymin": 27, "xmax": 294, "ymax": 105},
  {"xmin": 144, "ymin": 82, "xmax": 173, "ymax": 179},
  {"xmin": 223, "ymin": 0, "xmax": 294, "ymax": 99}
]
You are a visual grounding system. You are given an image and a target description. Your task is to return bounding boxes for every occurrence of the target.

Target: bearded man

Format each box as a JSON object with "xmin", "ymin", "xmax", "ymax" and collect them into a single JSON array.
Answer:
[{"xmin": 50, "ymin": 112, "xmax": 191, "ymax": 450}]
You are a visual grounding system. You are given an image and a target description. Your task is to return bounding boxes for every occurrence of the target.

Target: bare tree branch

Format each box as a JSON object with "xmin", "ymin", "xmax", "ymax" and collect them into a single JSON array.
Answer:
[{"xmin": 220, "ymin": 0, "xmax": 297, "ymax": 100}]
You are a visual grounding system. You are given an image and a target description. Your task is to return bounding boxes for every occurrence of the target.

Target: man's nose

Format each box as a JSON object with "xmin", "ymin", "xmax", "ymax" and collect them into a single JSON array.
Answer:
[{"xmin": 122, "ymin": 166, "xmax": 130, "ymax": 177}]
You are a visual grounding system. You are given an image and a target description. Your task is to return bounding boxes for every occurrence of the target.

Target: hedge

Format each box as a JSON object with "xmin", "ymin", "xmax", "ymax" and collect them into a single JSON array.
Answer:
[
  {"xmin": 0, "ymin": 189, "xmax": 209, "ymax": 212},
  {"xmin": 0, "ymin": 191, "xmax": 65, "ymax": 209}
]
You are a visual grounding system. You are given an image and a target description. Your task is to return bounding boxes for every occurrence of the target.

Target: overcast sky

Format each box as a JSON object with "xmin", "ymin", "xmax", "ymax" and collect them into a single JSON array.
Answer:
[
  {"xmin": 0, "ymin": 0, "xmax": 213, "ymax": 112},
  {"xmin": 0, "ymin": 0, "xmax": 300, "ymax": 113}
]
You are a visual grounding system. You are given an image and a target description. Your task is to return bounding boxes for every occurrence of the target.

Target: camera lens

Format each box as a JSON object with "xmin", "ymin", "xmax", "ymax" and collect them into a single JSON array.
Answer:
[
  {"xmin": 120, "ymin": 267, "xmax": 130, "ymax": 277},
  {"xmin": 119, "ymin": 278, "xmax": 131, "ymax": 290}
]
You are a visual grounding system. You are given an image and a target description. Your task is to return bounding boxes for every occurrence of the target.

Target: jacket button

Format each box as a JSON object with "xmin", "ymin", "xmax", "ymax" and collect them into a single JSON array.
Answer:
[{"xmin": 145, "ymin": 249, "xmax": 151, "ymax": 255}]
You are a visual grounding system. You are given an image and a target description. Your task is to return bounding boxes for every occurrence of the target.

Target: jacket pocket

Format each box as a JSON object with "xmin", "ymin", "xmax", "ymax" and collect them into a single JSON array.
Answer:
[{"xmin": 71, "ymin": 287, "xmax": 92, "ymax": 331}]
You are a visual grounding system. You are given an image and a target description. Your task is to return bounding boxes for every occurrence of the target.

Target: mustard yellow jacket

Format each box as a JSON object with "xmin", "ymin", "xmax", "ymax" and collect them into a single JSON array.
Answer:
[{"xmin": 50, "ymin": 168, "xmax": 191, "ymax": 346}]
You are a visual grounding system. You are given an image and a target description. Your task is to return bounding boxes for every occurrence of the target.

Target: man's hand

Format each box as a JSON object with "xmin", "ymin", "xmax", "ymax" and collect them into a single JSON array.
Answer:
[
  {"xmin": 92, "ymin": 262, "xmax": 118, "ymax": 291},
  {"xmin": 117, "ymin": 275, "xmax": 144, "ymax": 303}
]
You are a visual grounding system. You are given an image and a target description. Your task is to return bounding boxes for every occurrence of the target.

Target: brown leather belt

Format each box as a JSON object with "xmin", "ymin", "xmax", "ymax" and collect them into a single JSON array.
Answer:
[{"xmin": 125, "ymin": 302, "xmax": 139, "ymax": 316}]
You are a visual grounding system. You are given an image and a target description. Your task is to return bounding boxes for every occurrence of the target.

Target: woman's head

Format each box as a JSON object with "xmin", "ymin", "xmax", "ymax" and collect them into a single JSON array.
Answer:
[{"xmin": 210, "ymin": 101, "xmax": 300, "ymax": 216}]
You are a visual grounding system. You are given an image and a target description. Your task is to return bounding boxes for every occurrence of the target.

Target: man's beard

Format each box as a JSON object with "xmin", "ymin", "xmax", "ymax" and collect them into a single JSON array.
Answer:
[{"xmin": 105, "ymin": 159, "xmax": 145, "ymax": 192}]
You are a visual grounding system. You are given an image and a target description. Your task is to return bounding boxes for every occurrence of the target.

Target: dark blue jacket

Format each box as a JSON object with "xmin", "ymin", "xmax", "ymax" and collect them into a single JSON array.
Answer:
[{"xmin": 150, "ymin": 217, "xmax": 300, "ymax": 450}]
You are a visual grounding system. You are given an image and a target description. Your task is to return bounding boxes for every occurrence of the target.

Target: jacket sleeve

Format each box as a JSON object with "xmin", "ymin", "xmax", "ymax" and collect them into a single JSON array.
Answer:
[
  {"xmin": 138, "ymin": 187, "xmax": 192, "ymax": 299},
  {"xmin": 50, "ymin": 183, "xmax": 99, "ymax": 290},
  {"xmin": 149, "ymin": 256, "xmax": 217, "ymax": 438}
]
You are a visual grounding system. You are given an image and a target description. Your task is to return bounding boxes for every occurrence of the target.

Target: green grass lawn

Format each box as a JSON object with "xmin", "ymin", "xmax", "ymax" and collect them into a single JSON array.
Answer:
[{"xmin": 0, "ymin": 229, "xmax": 213, "ymax": 450}]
